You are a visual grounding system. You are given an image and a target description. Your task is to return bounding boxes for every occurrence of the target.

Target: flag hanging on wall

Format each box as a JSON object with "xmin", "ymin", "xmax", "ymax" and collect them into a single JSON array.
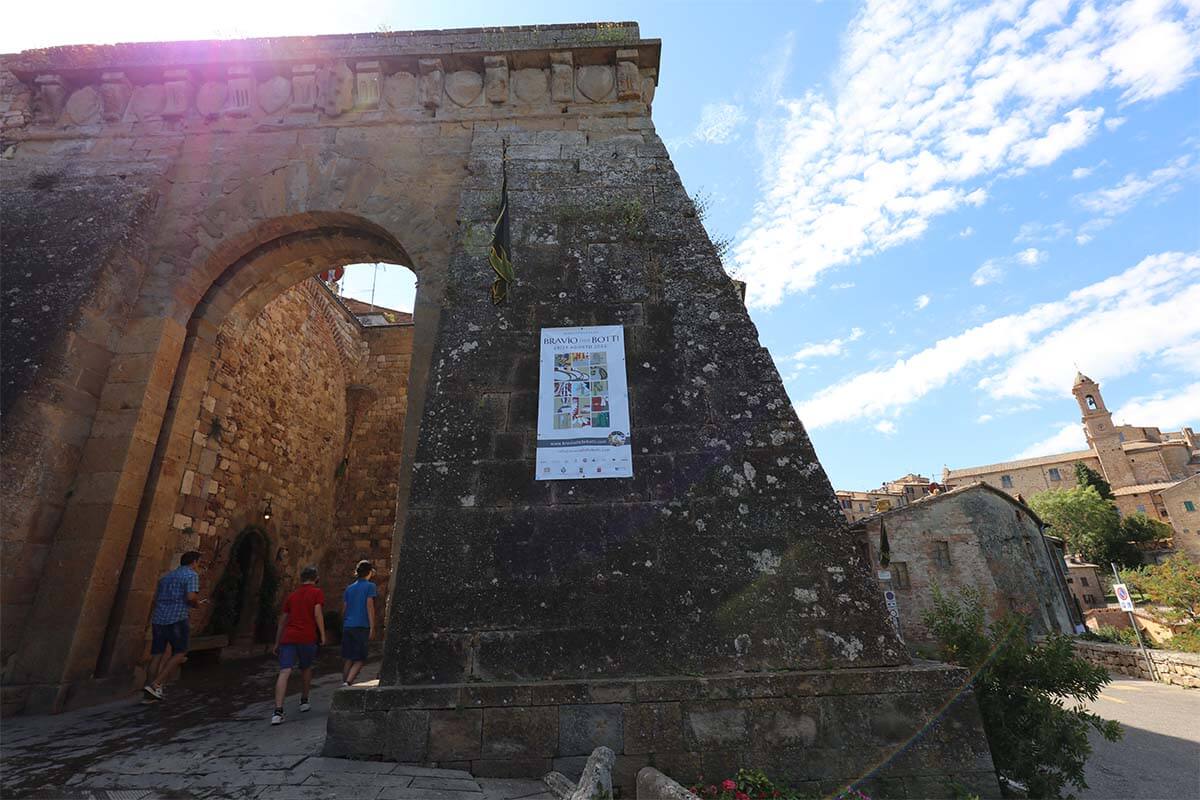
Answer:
[{"xmin": 488, "ymin": 150, "xmax": 515, "ymax": 305}]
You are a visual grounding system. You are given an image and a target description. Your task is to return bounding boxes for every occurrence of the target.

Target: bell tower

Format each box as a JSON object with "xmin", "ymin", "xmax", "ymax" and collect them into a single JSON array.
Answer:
[{"xmin": 1073, "ymin": 372, "xmax": 1136, "ymax": 489}]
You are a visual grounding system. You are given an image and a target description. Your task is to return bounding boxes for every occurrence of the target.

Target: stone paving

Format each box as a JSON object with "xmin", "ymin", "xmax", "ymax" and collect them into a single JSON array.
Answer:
[{"xmin": 0, "ymin": 650, "xmax": 554, "ymax": 800}]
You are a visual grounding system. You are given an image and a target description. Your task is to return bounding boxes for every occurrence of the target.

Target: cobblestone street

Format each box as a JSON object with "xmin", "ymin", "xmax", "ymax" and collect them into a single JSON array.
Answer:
[{"xmin": 0, "ymin": 650, "xmax": 553, "ymax": 800}]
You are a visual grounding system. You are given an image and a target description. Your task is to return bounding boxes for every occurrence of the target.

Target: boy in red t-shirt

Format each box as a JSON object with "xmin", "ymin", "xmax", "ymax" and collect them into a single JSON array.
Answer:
[{"xmin": 271, "ymin": 564, "xmax": 326, "ymax": 725}]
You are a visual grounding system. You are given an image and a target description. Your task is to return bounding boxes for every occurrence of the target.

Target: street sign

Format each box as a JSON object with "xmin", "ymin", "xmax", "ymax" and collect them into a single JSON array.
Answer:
[
  {"xmin": 1114, "ymin": 583, "xmax": 1135, "ymax": 612},
  {"xmin": 883, "ymin": 589, "xmax": 902, "ymax": 641}
]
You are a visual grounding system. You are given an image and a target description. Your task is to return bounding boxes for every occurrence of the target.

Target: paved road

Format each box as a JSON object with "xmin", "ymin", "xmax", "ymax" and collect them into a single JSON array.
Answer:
[
  {"xmin": 0, "ymin": 649, "xmax": 553, "ymax": 800},
  {"xmin": 1080, "ymin": 676, "xmax": 1200, "ymax": 800}
]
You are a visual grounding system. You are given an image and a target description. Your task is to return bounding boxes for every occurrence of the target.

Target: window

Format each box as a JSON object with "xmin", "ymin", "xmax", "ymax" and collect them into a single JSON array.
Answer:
[
  {"xmin": 1001, "ymin": 475, "xmax": 1013, "ymax": 488},
  {"xmin": 934, "ymin": 540, "xmax": 951, "ymax": 568},
  {"xmin": 1086, "ymin": 395, "xmax": 1097, "ymax": 410},
  {"xmin": 1048, "ymin": 468, "xmax": 1061, "ymax": 481},
  {"xmin": 1084, "ymin": 593, "xmax": 1096, "ymax": 604},
  {"xmin": 1136, "ymin": 504, "xmax": 1146, "ymax": 514},
  {"xmin": 1185, "ymin": 501, "xmax": 1196, "ymax": 512},
  {"xmin": 1080, "ymin": 577, "xmax": 1089, "ymax": 587},
  {"xmin": 892, "ymin": 561, "xmax": 910, "ymax": 589},
  {"xmin": 1067, "ymin": 577, "xmax": 1074, "ymax": 584},
  {"xmin": 841, "ymin": 499, "xmax": 852, "ymax": 509},
  {"xmin": 858, "ymin": 503, "xmax": 866, "ymax": 512},
  {"xmin": 1118, "ymin": 432, "xmax": 1126, "ymax": 442}
]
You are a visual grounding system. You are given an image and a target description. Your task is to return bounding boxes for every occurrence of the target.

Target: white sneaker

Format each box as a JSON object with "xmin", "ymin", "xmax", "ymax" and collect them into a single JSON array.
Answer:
[
  {"xmin": 299, "ymin": 699, "xmax": 311, "ymax": 712},
  {"xmin": 143, "ymin": 684, "xmax": 163, "ymax": 700},
  {"xmin": 271, "ymin": 710, "xmax": 284, "ymax": 725}
]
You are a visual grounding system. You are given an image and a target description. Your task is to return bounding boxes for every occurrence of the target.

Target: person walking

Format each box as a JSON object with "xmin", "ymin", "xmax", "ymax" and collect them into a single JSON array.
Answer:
[
  {"xmin": 271, "ymin": 564, "xmax": 326, "ymax": 725},
  {"xmin": 340, "ymin": 560, "xmax": 378, "ymax": 686},
  {"xmin": 143, "ymin": 551, "xmax": 203, "ymax": 701}
]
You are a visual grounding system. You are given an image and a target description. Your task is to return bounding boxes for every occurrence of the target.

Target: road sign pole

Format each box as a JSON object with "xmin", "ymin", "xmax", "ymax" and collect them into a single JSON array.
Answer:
[{"xmin": 1110, "ymin": 563, "xmax": 1159, "ymax": 683}]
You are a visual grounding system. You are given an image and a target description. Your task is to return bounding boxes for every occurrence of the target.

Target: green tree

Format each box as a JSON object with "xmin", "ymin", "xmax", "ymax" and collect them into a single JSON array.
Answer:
[
  {"xmin": 923, "ymin": 586, "xmax": 1121, "ymax": 799},
  {"xmin": 1029, "ymin": 485, "xmax": 1139, "ymax": 567},
  {"xmin": 1118, "ymin": 513, "xmax": 1172, "ymax": 547},
  {"xmin": 1120, "ymin": 554, "xmax": 1200, "ymax": 626},
  {"xmin": 1073, "ymin": 463, "xmax": 1114, "ymax": 500}
]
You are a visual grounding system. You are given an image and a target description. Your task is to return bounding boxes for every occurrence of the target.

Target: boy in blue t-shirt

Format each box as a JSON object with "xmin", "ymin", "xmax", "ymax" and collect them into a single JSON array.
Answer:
[{"xmin": 340, "ymin": 560, "xmax": 378, "ymax": 686}]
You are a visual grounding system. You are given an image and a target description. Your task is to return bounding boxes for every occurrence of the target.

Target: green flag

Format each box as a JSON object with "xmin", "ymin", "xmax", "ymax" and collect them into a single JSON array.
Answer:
[{"xmin": 488, "ymin": 161, "xmax": 515, "ymax": 305}]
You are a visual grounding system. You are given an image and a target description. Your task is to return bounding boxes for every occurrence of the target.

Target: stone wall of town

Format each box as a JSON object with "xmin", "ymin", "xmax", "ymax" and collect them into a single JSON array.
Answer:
[
  {"xmin": 1072, "ymin": 640, "xmax": 1200, "ymax": 688},
  {"xmin": 328, "ymin": 323, "xmax": 414, "ymax": 614}
]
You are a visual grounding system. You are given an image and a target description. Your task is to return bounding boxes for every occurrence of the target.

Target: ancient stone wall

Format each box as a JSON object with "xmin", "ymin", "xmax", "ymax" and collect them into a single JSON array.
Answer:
[
  {"xmin": 1071, "ymin": 640, "xmax": 1200, "ymax": 689},
  {"xmin": 329, "ymin": 322, "xmax": 414, "ymax": 609}
]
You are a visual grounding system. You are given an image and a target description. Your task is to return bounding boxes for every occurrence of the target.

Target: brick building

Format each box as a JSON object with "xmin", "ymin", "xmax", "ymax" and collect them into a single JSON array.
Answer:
[
  {"xmin": 944, "ymin": 373, "xmax": 1200, "ymax": 560},
  {"xmin": 836, "ymin": 473, "xmax": 936, "ymax": 524},
  {"xmin": 851, "ymin": 483, "xmax": 1077, "ymax": 649}
]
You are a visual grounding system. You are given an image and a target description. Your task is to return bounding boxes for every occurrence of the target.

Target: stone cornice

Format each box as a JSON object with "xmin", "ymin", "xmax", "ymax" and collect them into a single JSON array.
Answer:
[{"xmin": 2, "ymin": 23, "xmax": 661, "ymax": 131}]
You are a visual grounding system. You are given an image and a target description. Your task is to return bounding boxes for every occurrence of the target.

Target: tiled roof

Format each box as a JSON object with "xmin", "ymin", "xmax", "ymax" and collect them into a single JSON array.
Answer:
[
  {"xmin": 1112, "ymin": 481, "xmax": 1184, "ymax": 496},
  {"xmin": 945, "ymin": 449, "xmax": 1096, "ymax": 479}
]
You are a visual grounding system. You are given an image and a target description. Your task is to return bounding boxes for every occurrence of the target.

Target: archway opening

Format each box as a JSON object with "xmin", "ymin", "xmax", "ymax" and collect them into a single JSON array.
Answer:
[{"xmin": 96, "ymin": 219, "xmax": 431, "ymax": 679}]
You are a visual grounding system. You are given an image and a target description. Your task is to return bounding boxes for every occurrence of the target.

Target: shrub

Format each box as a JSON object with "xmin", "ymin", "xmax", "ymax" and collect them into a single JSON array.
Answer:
[
  {"xmin": 689, "ymin": 768, "xmax": 870, "ymax": 800},
  {"xmin": 923, "ymin": 586, "xmax": 1121, "ymax": 799},
  {"xmin": 1080, "ymin": 624, "xmax": 1146, "ymax": 648}
]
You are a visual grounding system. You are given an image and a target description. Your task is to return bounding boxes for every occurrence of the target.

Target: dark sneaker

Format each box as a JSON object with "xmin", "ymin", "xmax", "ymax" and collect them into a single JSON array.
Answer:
[{"xmin": 271, "ymin": 709, "xmax": 284, "ymax": 725}]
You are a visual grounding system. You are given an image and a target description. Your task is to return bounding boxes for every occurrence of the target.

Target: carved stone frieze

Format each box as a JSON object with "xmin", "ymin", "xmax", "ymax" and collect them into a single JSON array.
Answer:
[
  {"xmin": 354, "ymin": 61, "xmax": 381, "ymax": 109},
  {"xmin": 484, "ymin": 56, "xmax": 509, "ymax": 104},
  {"xmin": 319, "ymin": 62, "xmax": 354, "ymax": 116},
  {"xmin": 162, "ymin": 69, "xmax": 193, "ymax": 119},
  {"xmin": 258, "ymin": 75, "xmax": 291, "ymax": 114},
  {"xmin": 641, "ymin": 68, "xmax": 657, "ymax": 107},
  {"xmin": 226, "ymin": 66, "xmax": 255, "ymax": 117},
  {"xmin": 291, "ymin": 64, "xmax": 318, "ymax": 111},
  {"xmin": 195, "ymin": 80, "xmax": 227, "ymax": 118},
  {"xmin": 445, "ymin": 70, "xmax": 483, "ymax": 108},
  {"xmin": 129, "ymin": 84, "xmax": 165, "ymax": 121},
  {"xmin": 549, "ymin": 51, "xmax": 574, "ymax": 102},
  {"xmin": 383, "ymin": 72, "xmax": 417, "ymax": 109},
  {"xmin": 418, "ymin": 58, "xmax": 444, "ymax": 110},
  {"xmin": 33, "ymin": 74, "xmax": 66, "ymax": 124},
  {"xmin": 64, "ymin": 86, "xmax": 101, "ymax": 125},
  {"xmin": 99, "ymin": 71, "xmax": 132, "ymax": 121},
  {"xmin": 616, "ymin": 49, "xmax": 640, "ymax": 101},
  {"xmin": 512, "ymin": 68, "xmax": 548, "ymax": 104},
  {"xmin": 576, "ymin": 65, "xmax": 614, "ymax": 103}
]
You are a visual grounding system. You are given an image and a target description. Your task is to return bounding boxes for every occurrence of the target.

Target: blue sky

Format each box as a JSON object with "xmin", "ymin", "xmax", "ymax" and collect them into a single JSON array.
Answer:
[{"xmin": 8, "ymin": 1, "xmax": 1198, "ymax": 490}]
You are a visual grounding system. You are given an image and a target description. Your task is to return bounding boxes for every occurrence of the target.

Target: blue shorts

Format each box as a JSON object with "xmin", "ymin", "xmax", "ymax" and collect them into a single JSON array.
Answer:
[
  {"xmin": 150, "ymin": 620, "xmax": 190, "ymax": 655},
  {"xmin": 278, "ymin": 643, "xmax": 317, "ymax": 670},
  {"xmin": 341, "ymin": 627, "xmax": 369, "ymax": 662}
]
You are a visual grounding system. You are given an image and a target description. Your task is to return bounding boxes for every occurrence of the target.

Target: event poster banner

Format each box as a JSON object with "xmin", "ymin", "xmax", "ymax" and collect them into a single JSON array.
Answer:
[{"xmin": 536, "ymin": 325, "xmax": 633, "ymax": 480}]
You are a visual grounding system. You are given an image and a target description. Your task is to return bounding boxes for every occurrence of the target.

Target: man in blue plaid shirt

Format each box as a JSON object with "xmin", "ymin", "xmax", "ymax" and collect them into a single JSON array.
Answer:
[{"xmin": 143, "ymin": 551, "xmax": 202, "ymax": 701}]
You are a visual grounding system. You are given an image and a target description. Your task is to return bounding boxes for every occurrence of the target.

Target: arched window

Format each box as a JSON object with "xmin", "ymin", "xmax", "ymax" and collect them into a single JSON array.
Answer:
[{"xmin": 1085, "ymin": 395, "xmax": 1097, "ymax": 411}]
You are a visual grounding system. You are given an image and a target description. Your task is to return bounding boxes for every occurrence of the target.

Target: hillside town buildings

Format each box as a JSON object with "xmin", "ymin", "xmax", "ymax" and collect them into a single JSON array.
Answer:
[
  {"xmin": 836, "ymin": 473, "xmax": 936, "ymax": 523},
  {"xmin": 944, "ymin": 374, "xmax": 1200, "ymax": 559}
]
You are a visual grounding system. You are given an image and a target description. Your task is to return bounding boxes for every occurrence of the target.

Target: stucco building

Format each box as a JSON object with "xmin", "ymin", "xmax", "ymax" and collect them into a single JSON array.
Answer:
[
  {"xmin": 944, "ymin": 374, "xmax": 1200, "ymax": 560},
  {"xmin": 836, "ymin": 473, "xmax": 936, "ymax": 524},
  {"xmin": 851, "ymin": 483, "xmax": 1077, "ymax": 650}
]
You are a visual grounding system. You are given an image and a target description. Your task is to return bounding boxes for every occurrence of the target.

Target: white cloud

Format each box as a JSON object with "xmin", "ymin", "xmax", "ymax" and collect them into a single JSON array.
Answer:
[
  {"xmin": 829, "ymin": 281, "xmax": 857, "ymax": 290},
  {"xmin": 875, "ymin": 420, "xmax": 898, "ymax": 435},
  {"xmin": 1075, "ymin": 154, "xmax": 1195, "ymax": 216},
  {"xmin": 970, "ymin": 247, "xmax": 1047, "ymax": 285},
  {"xmin": 1104, "ymin": 116, "xmax": 1128, "ymax": 131},
  {"xmin": 731, "ymin": 1, "xmax": 1200, "ymax": 307},
  {"xmin": 1017, "ymin": 247, "xmax": 1047, "ymax": 265},
  {"xmin": 1112, "ymin": 381, "xmax": 1200, "ymax": 428},
  {"xmin": 1071, "ymin": 165, "xmax": 1095, "ymax": 179},
  {"xmin": 670, "ymin": 102, "xmax": 748, "ymax": 148},
  {"xmin": 795, "ymin": 251, "xmax": 1200, "ymax": 429},
  {"xmin": 790, "ymin": 327, "xmax": 864, "ymax": 367},
  {"xmin": 1012, "ymin": 422, "xmax": 1087, "ymax": 459},
  {"xmin": 1015, "ymin": 221, "xmax": 1071, "ymax": 242},
  {"xmin": 914, "ymin": 294, "xmax": 931, "ymax": 310},
  {"xmin": 1075, "ymin": 233, "xmax": 1094, "ymax": 245},
  {"xmin": 960, "ymin": 226, "xmax": 976, "ymax": 238},
  {"xmin": 976, "ymin": 413, "xmax": 994, "ymax": 423}
]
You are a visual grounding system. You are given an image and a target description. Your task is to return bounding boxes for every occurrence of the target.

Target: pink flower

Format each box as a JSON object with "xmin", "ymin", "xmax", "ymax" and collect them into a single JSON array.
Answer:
[
  {"xmin": 735, "ymin": 792, "xmax": 750, "ymax": 800},
  {"xmin": 722, "ymin": 779, "xmax": 737, "ymax": 791}
]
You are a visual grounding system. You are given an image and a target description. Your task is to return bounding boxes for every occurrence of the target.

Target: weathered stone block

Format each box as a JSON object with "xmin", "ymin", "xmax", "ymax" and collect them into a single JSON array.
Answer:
[
  {"xmin": 384, "ymin": 709, "xmax": 429, "ymax": 761},
  {"xmin": 558, "ymin": 703, "xmax": 623, "ymax": 756},
  {"xmin": 482, "ymin": 706, "xmax": 558, "ymax": 759},
  {"xmin": 428, "ymin": 709, "xmax": 482, "ymax": 761},
  {"xmin": 682, "ymin": 703, "xmax": 750, "ymax": 750}
]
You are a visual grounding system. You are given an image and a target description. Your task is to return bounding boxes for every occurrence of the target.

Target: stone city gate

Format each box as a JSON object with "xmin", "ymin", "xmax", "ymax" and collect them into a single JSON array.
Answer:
[{"xmin": 1, "ymin": 23, "xmax": 998, "ymax": 797}]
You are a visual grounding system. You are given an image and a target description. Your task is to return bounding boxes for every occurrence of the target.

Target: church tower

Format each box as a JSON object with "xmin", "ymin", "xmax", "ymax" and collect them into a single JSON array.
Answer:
[{"xmin": 1073, "ymin": 372, "xmax": 1136, "ymax": 489}]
